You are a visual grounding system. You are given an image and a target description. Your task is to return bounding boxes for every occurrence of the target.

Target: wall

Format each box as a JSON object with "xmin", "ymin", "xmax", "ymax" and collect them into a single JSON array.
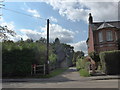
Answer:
[
  {"xmin": 88, "ymin": 25, "xmax": 95, "ymax": 53},
  {"xmin": 94, "ymin": 28, "xmax": 119, "ymax": 53}
]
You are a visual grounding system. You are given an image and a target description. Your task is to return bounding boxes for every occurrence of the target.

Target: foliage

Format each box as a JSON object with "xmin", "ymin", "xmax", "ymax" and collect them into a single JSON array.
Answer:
[
  {"xmin": 2, "ymin": 37, "xmax": 74, "ymax": 77},
  {"xmin": 89, "ymin": 51, "xmax": 100, "ymax": 62},
  {"xmin": 0, "ymin": 25, "xmax": 16, "ymax": 40},
  {"xmin": 49, "ymin": 53, "xmax": 57, "ymax": 70},
  {"xmin": 53, "ymin": 38, "xmax": 74, "ymax": 67},
  {"xmin": 76, "ymin": 58, "xmax": 90, "ymax": 70},
  {"xmin": 100, "ymin": 50, "xmax": 120, "ymax": 75},
  {"xmin": 73, "ymin": 51, "xmax": 84, "ymax": 66},
  {"xmin": 76, "ymin": 57, "xmax": 90, "ymax": 77},
  {"xmin": 2, "ymin": 41, "xmax": 47, "ymax": 77}
]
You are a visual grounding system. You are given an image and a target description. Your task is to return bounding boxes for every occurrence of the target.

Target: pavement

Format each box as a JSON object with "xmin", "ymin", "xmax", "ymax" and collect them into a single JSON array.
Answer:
[{"xmin": 1, "ymin": 67, "xmax": 120, "ymax": 88}]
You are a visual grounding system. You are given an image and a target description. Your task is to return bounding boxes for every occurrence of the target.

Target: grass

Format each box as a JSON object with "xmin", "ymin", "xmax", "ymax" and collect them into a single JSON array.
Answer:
[
  {"xmin": 79, "ymin": 69, "xmax": 91, "ymax": 77},
  {"xmin": 3, "ymin": 67, "xmax": 68, "ymax": 79},
  {"xmin": 35, "ymin": 67, "xmax": 68, "ymax": 78}
]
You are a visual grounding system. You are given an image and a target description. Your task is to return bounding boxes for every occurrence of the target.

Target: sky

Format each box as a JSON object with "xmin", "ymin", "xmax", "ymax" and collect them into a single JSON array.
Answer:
[{"xmin": 0, "ymin": 0, "xmax": 119, "ymax": 54}]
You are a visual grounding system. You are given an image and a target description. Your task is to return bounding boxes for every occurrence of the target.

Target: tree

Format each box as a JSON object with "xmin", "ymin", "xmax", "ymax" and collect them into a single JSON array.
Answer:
[
  {"xmin": 73, "ymin": 51, "xmax": 85, "ymax": 65},
  {"xmin": 36, "ymin": 37, "xmax": 47, "ymax": 43},
  {"xmin": 0, "ymin": 25, "xmax": 16, "ymax": 40},
  {"xmin": 54, "ymin": 38, "xmax": 60, "ymax": 44},
  {"xmin": 25, "ymin": 38, "xmax": 33, "ymax": 43}
]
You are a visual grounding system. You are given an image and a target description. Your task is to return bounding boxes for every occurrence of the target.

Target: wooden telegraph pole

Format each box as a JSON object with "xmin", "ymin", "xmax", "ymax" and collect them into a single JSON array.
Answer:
[{"xmin": 46, "ymin": 19, "xmax": 49, "ymax": 74}]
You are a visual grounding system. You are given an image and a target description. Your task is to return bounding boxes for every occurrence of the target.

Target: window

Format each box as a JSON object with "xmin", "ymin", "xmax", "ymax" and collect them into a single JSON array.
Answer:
[
  {"xmin": 98, "ymin": 32, "xmax": 103, "ymax": 42},
  {"xmin": 106, "ymin": 31, "xmax": 113, "ymax": 41}
]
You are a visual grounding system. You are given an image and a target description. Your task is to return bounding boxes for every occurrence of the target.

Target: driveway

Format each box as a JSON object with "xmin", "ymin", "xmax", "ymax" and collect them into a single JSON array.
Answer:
[{"xmin": 2, "ymin": 67, "xmax": 119, "ymax": 88}]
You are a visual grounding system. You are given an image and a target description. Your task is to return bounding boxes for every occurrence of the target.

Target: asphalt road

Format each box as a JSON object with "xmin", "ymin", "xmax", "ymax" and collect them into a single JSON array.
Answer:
[{"xmin": 2, "ymin": 67, "xmax": 119, "ymax": 88}]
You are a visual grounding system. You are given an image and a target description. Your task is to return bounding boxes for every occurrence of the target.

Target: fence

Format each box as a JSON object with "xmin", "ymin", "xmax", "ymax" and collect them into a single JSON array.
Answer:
[{"xmin": 31, "ymin": 64, "xmax": 46, "ymax": 75}]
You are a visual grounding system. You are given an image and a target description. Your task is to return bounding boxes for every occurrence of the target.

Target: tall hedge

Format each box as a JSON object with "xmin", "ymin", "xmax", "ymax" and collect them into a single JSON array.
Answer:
[
  {"xmin": 2, "ymin": 42, "xmax": 47, "ymax": 77},
  {"xmin": 100, "ymin": 50, "xmax": 120, "ymax": 75}
]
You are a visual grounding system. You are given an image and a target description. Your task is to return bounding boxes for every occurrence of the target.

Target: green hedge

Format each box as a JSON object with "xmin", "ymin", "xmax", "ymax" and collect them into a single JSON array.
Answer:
[
  {"xmin": 100, "ymin": 50, "xmax": 120, "ymax": 75},
  {"xmin": 2, "ymin": 42, "xmax": 47, "ymax": 77},
  {"xmin": 2, "ymin": 48, "xmax": 36, "ymax": 77}
]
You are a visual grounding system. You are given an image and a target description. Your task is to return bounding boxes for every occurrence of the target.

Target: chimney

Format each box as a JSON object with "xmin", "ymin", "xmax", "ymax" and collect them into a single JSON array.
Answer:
[{"xmin": 89, "ymin": 13, "xmax": 93, "ymax": 24}]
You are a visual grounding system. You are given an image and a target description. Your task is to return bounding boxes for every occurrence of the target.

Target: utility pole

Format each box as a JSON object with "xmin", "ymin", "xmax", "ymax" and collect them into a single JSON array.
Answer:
[{"xmin": 46, "ymin": 19, "xmax": 49, "ymax": 74}]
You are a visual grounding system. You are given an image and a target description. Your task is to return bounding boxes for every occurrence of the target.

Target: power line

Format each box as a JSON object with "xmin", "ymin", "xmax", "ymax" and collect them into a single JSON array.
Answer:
[{"xmin": 2, "ymin": 7, "xmax": 46, "ymax": 20}]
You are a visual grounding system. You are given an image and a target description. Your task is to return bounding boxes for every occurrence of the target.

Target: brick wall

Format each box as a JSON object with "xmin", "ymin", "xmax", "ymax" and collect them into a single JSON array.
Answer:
[
  {"xmin": 88, "ymin": 25, "xmax": 95, "ymax": 53},
  {"xmin": 94, "ymin": 28, "xmax": 119, "ymax": 53}
]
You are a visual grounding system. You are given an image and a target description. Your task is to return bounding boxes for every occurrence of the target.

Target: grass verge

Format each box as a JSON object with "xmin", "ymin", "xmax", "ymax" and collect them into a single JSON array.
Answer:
[
  {"xmin": 79, "ymin": 69, "xmax": 90, "ymax": 77},
  {"xmin": 39, "ymin": 67, "xmax": 68, "ymax": 78},
  {"xmin": 3, "ymin": 67, "xmax": 68, "ymax": 79}
]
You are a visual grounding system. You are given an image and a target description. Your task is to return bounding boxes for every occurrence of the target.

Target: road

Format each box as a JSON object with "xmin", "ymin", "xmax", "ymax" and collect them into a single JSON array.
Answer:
[{"xmin": 2, "ymin": 67, "xmax": 119, "ymax": 88}]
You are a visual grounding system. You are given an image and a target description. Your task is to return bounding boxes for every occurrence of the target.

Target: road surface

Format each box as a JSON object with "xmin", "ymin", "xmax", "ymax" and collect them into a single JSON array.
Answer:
[{"xmin": 2, "ymin": 67, "xmax": 119, "ymax": 88}]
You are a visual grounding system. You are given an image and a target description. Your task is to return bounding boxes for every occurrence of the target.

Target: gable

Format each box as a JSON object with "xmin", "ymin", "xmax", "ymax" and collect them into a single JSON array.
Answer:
[{"xmin": 91, "ymin": 21, "xmax": 120, "ymax": 31}]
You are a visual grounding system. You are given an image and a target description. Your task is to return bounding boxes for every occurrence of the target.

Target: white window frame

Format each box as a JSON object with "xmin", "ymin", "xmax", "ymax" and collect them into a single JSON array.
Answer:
[
  {"xmin": 98, "ymin": 32, "xmax": 103, "ymax": 42},
  {"xmin": 106, "ymin": 31, "xmax": 113, "ymax": 41}
]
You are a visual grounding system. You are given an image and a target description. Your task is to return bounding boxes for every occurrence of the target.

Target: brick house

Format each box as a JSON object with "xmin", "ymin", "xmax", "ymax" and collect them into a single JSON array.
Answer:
[{"xmin": 86, "ymin": 13, "xmax": 120, "ymax": 53}]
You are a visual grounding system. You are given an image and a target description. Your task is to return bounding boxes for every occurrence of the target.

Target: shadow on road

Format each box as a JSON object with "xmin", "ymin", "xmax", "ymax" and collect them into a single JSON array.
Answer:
[{"xmin": 2, "ymin": 67, "xmax": 79, "ymax": 83}]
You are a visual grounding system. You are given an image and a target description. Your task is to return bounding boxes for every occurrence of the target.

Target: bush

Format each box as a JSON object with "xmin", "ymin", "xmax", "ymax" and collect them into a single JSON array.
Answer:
[
  {"xmin": 89, "ymin": 52, "xmax": 100, "ymax": 62},
  {"xmin": 100, "ymin": 50, "xmax": 120, "ymax": 75},
  {"xmin": 76, "ymin": 58, "xmax": 90, "ymax": 77},
  {"xmin": 49, "ymin": 53, "xmax": 57, "ymax": 70}
]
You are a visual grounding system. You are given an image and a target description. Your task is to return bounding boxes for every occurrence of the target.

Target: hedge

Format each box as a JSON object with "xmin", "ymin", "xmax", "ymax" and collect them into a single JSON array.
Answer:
[
  {"xmin": 100, "ymin": 50, "xmax": 120, "ymax": 75},
  {"xmin": 2, "ymin": 42, "xmax": 47, "ymax": 77}
]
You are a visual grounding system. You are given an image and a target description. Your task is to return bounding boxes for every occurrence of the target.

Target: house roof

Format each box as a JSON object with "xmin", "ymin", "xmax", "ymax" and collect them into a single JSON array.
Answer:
[
  {"xmin": 97, "ymin": 22, "xmax": 115, "ymax": 30},
  {"xmin": 91, "ymin": 21, "xmax": 120, "ymax": 31}
]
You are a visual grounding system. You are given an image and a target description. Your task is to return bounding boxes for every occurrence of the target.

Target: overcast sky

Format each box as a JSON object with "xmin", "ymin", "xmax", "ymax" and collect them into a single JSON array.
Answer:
[{"xmin": 0, "ymin": 0, "xmax": 119, "ymax": 54}]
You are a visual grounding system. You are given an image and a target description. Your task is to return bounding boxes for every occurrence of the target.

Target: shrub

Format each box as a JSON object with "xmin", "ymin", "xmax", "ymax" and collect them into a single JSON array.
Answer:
[
  {"xmin": 49, "ymin": 53, "xmax": 57, "ymax": 70},
  {"xmin": 76, "ymin": 58, "xmax": 90, "ymax": 77},
  {"xmin": 89, "ymin": 52, "xmax": 100, "ymax": 62},
  {"xmin": 100, "ymin": 50, "xmax": 120, "ymax": 75}
]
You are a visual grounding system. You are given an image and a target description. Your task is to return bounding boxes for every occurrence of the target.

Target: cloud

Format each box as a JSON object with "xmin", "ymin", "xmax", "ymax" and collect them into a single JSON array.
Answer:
[
  {"xmin": 8, "ymin": 34, "xmax": 28, "ymax": 41},
  {"xmin": 41, "ymin": 24, "xmax": 75, "ymax": 43},
  {"xmin": 1, "ymin": 22, "xmax": 15, "ymax": 30},
  {"xmin": 22, "ymin": 3, "xmax": 41, "ymax": 18},
  {"xmin": 83, "ymin": 2, "xmax": 118, "ymax": 22},
  {"xmin": 70, "ymin": 40, "xmax": 87, "ymax": 54},
  {"xmin": 49, "ymin": 16, "xmax": 58, "ymax": 23},
  {"xmin": 0, "ymin": 17, "xmax": 75, "ymax": 43},
  {"xmin": 20, "ymin": 24, "xmax": 75, "ymax": 43},
  {"xmin": 20, "ymin": 29, "xmax": 43, "ymax": 40},
  {"xmin": 42, "ymin": 1, "xmax": 118, "ymax": 22},
  {"xmin": 27, "ymin": 9, "xmax": 40, "ymax": 18}
]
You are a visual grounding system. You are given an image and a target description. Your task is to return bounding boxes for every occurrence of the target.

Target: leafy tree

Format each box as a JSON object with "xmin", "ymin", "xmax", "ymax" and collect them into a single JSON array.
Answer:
[
  {"xmin": 73, "ymin": 51, "xmax": 85, "ymax": 65},
  {"xmin": 0, "ymin": 25, "xmax": 16, "ymax": 40},
  {"xmin": 36, "ymin": 37, "xmax": 47, "ymax": 43}
]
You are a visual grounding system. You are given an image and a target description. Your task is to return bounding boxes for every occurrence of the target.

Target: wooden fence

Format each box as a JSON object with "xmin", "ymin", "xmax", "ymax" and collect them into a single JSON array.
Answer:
[{"xmin": 31, "ymin": 64, "xmax": 46, "ymax": 75}]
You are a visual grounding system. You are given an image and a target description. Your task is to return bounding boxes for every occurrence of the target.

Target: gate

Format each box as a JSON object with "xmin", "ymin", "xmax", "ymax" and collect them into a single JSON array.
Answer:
[{"xmin": 31, "ymin": 64, "xmax": 46, "ymax": 75}]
